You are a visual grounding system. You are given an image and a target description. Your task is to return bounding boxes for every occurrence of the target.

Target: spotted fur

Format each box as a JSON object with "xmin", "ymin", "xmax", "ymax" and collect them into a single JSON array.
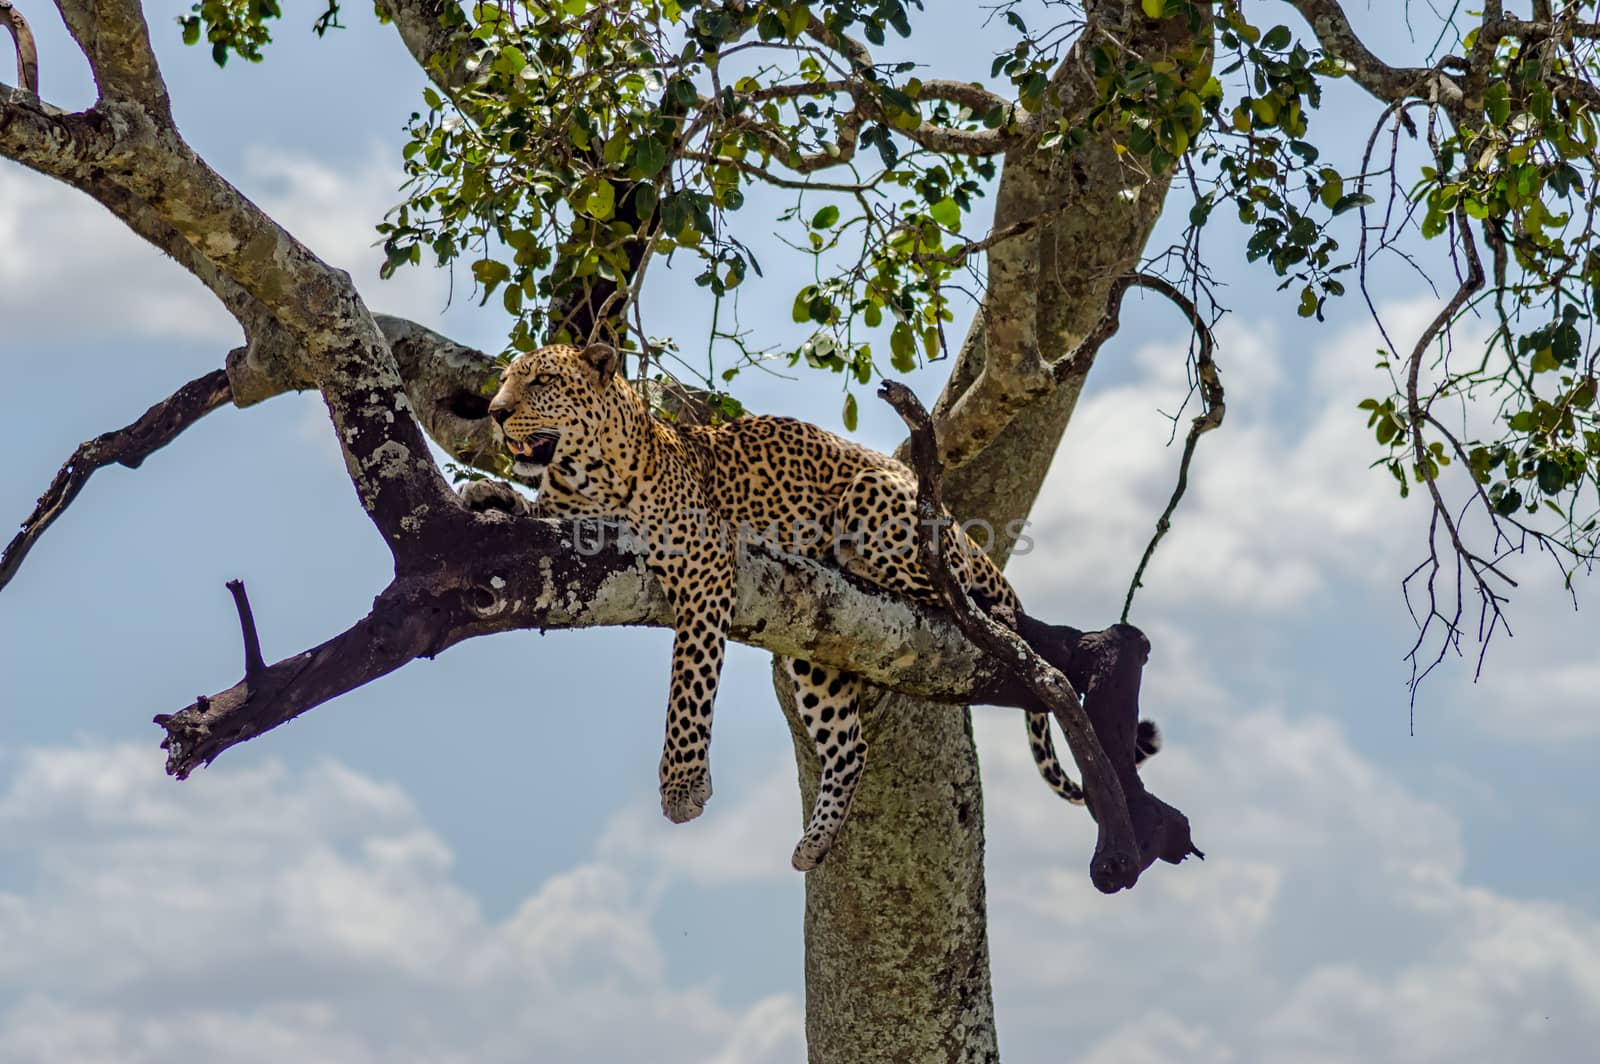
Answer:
[{"xmin": 473, "ymin": 342, "xmax": 1156, "ymax": 870}]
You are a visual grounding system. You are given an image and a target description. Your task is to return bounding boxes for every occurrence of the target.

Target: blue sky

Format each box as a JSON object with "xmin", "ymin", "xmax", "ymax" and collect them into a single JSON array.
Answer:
[{"xmin": 1, "ymin": 3, "xmax": 1597, "ymax": 1062}]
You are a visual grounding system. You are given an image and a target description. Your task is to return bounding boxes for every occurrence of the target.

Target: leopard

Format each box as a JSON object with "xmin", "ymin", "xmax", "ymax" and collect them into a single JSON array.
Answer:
[{"xmin": 462, "ymin": 341, "xmax": 1159, "ymax": 870}]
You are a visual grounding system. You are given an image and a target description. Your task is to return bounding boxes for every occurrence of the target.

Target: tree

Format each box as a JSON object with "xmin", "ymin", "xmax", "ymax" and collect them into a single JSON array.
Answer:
[{"xmin": 3, "ymin": 0, "xmax": 1597, "ymax": 1060}]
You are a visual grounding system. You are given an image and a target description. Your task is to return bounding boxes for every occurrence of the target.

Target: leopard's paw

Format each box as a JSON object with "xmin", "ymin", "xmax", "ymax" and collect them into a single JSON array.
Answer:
[
  {"xmin": 790, "ymin": 830, "xmax": 834, "ymax": 872},
  {"xmin": 460, "ymin": 479, "xmax": 531, "ymax": 516},
  {"xmin": 660, "ymin": 767, "xmax": 713, "ymax": 824}
]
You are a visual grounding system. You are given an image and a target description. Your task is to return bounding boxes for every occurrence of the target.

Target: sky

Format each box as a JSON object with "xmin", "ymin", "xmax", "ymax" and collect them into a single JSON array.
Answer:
[{"xmin": 1, "ymin": 3, "xmax": 1597, "ymax": 1063}]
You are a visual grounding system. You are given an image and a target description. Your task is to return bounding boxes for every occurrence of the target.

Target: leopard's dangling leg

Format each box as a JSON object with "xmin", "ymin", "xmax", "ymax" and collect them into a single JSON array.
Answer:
[
  {"xmin": 786, "ymin": 658, "xmax": 867, "ymax": 871},
  {"xmin": 645, "ymin": 517, "xmax": 737, "ymax": 825}
]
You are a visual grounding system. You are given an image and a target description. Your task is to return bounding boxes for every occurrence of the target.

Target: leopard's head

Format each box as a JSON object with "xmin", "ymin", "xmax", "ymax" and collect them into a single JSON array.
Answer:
[{"xmin": 488, "ymin": 342, "xmax": 622, "ymax": 480}]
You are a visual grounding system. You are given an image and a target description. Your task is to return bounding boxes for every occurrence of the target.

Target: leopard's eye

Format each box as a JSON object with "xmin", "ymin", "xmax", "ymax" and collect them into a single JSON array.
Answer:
[{"xmin": 529, "ymin": 373, "xmax": 557, "ymax": 387}]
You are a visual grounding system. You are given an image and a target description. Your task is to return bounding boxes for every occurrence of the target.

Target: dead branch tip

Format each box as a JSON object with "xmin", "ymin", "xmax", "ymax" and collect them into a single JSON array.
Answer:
[
  {"xmin": 0, "ymin": 369, "xmax": 231, "ymax": 596},
  {"xmin": 225, "ymin": 579, "xmax": 267, "ymax": 683}
]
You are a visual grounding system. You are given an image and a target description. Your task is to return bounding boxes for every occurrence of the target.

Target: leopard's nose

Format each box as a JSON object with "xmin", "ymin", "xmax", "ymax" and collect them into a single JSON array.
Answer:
[{"xmin": 490, "ymin": 407, "xmax": 512, "ymax": 427}]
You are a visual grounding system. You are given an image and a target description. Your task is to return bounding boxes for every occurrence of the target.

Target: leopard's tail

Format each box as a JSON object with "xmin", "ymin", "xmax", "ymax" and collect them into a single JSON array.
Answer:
[{"xmin": 1025, "ymin": 713, "xmax": 1161, "ymax": 805}]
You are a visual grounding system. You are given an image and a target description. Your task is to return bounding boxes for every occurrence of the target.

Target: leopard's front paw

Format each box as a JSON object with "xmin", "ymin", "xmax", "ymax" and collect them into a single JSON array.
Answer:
[
  {"xmin": 460, "ymin": 479, "xmax": 531, "ymax": 516},
  {"xmin": 660, "ymin": 767, "xmax": 713, "ymax": 824}
]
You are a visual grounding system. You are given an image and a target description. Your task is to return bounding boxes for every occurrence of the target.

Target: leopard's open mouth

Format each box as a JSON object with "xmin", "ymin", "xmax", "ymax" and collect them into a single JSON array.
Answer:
[{"xmin": 507, "ymin": 430, "xmax": 559, "ymax": 466}]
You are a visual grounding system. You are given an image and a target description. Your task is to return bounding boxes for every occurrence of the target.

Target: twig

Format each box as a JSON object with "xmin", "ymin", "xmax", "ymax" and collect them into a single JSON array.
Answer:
[
  {"xmin": 1, "ymin": 369, "xmax": 232, "ymax": 593},
  {"xmin": 880, "ymin": 379, "xmax": 1201, "ymax": 892},
  {"xmin": 225, "ymin": 579, "xmax": 267, "ymax": 683},
  {"xmin": 1119, "ymin": 274, "xmax": 1227, "ymax": 623},
  {"xmin": 0, "ymin": 0, "xmax": 38, "ymax": 94}
]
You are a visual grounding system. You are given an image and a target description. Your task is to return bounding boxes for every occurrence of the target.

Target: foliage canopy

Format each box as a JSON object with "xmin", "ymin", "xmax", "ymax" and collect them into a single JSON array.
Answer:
[{"xmin": 178, "ymin": 0, "xmax": 1600, "ymax": 678}]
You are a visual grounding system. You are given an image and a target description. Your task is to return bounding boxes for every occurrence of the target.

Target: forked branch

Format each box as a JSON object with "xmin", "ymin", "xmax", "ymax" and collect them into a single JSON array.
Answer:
[{"xmin": 880, "ymin": 379, "xmax": 1200, "ymax": 893}]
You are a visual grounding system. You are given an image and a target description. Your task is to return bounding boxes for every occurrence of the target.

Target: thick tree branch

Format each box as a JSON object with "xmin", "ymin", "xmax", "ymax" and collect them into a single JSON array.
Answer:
[
  {"xmin": 879, "ymin": 379, "xmax": 1198, "ymax": 892},
  {"xmin": 375, "ymin": 0, "xmax": 475, "ymax": 103},
  {"xmin": 1, "ymin": 2, "xmax": 464, "ymax": 556},
  {"xmin": 153, "ymin": 509, "xmax": 1128, "ymax": 781},
  {"xmin": 1285, "ymin": 0, "xmax": 1463, "ymax": 108},
  {"xmin": 935, "ymin": 271, "xmax": 1195, "ymax": 472},
  {"xmin": 0, "ymin": 370, "xmax": 232, "ymax": 593},
  {"xmin": 53, "ymin": 0, "xmax": 170, "ymax": 113}
]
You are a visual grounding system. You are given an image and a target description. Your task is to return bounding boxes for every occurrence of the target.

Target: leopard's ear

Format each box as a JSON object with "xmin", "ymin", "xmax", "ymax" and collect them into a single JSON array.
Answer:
[{"xmin": 581, "ymin": 343, "xmax": 619, "ymax": 386}]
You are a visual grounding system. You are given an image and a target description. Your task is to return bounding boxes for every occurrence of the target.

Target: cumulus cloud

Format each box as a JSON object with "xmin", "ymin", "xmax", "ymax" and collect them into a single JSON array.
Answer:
[
  {"xmin": 0, "ymin": 167, "xmax": 237, "ymax": 346},
  {"xmin": 972, "ymin": 676, "xmax": 1600, "ymax": 1063},
  {"xmin": 1009, "ymin": 300, "xmax": 1457, "ymax": 618},
  {"xmin": 597, "ymin": 756, "xmax": 801, "ymax": 888},
  {"xmin": 0, "ymin": 746, "xmax": 803, "ymax": 1064},
  {"xmin": 1, "ymin": 147, "xmax": 458, "ymax": 349}
]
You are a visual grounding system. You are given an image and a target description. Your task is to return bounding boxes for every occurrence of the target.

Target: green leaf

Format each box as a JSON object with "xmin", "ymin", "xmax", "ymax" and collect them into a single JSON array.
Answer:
[
  {"xmin": 842, "ymin": 392, "xmax": 859, "ymax": 431},
  {"xmin": 632, "ymin": 137, "xmax": 667, "ymax": 178},
  {"xmin": 586, "ymin": 179, "xmax": 616, "ymax": 220},
  {"xmin": 1141, "ymin": 0, "xmax": 1164, "ymax": 17},
  {"xmin": 890, "ymin": 322, "xmax": 915, "ymax": 369},
  {"xmin": 472, "ymin": 258, "xmax": 511, "ymax": 288},
  {"xmin": 812, "ymin": 204, "xmax": 840, "ymax": 230},
  {"xmin": 634, "ymin": 183, "xmax": 658, "ymax": 219},
  {"xmin": 1318, "ymin": 170, "xmax": 1344, "ymax": 210},
  {"xmin": 929, "ymin": 198, "xmax": 961, "ymax": 230},
  {"xmin": 1331, "ymin": 192, "xmax": 1375, "ymax": 216},
  {"xmin": 1537, "ymin": 459, "xmax": 1566, "ymax": 494},
  {"xmin": 792, "ymin": 286, "xmax": 817, "ymax": 324}
]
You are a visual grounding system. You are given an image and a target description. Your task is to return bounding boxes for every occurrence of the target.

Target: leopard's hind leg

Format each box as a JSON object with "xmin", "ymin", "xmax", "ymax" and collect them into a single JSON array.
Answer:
[{"xmin": 786, "ymin": 658, "xmax": 866, "ymax": 871}]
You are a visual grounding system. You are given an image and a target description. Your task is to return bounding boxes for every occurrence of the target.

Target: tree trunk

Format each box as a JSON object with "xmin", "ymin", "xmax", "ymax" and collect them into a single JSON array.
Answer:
[
  {"xmin": 785, "ymin": 7, "xmax": 1210, "ymax": 1056},
  {"xmin": 784, "ymin": 676, "xmax": 998, "ymax": 1063}
]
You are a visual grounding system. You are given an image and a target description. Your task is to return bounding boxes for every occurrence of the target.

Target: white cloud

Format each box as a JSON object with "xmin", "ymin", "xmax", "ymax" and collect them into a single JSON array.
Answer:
[
  {"xmin": 597, "ymin": 756, "xmax": 801, "ymax": 888},
  {"xmin": 972, "ymin": 677, "xmax": 1600, "ymax": 1063},
  {"xmin": 1010, "ymin": 300, "xmax": 1454, "ymax": 618},
  {"xmin": 1450, "ymin": 555, "xmax": 1600, "ymax": 743},
  {"xmin": 0, "ymin": 147, "xmax": 457, "ymax": 349},
  {"xmin": 0, "ymin": 166, "xmax": 237, "ymax": 346},
  {"xmin": 0, "ymin": 745, "xmax": 803, "ymax": 1064}
]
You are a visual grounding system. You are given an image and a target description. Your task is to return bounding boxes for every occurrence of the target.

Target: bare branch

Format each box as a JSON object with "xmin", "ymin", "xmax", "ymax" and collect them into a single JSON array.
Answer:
[
  {"xmin": 1402, "ymin": 211, "xmax": 1499, "ymax": 689},
  {"xmin": 0, "ymin": 0, "xmax": 38, "ymax": 93},
  {"xmin": 1119, "ymin": 275, "xmax": 1226, "ymax": 623},
  {"xmin": 879, "ymin": 379, "xmax": 1200, "ymax": 892},
  {"xmin": 225, "ymin": 579, "xmax": 267, "ymax": 684},
  {"xmin": 0, "ymin": 370, "xmax": 232, "ymax": 593}
]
